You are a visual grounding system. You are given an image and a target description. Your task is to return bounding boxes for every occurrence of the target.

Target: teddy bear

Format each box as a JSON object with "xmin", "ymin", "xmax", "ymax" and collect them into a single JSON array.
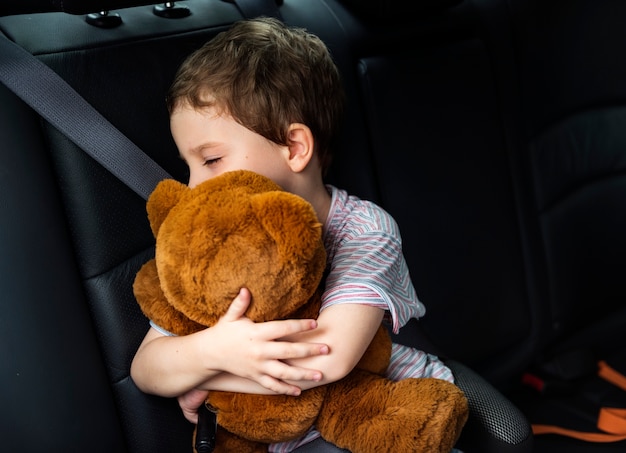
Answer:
[{"xmin": 133, "ymin": 169, "xmax": 468, "ymax": 452}]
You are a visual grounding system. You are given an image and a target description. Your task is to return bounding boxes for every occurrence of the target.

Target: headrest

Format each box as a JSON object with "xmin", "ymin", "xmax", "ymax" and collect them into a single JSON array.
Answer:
[
  {"xmin": 49, "ymin": 0, "xmax": 158, "ymax": 14},
  {"xmin": 0, "ymin": 0, "xmax": 54, "ymax": 16},
  {"xmin": 338, "ymin": 0, "xmax": 463, "ymax": 21}
]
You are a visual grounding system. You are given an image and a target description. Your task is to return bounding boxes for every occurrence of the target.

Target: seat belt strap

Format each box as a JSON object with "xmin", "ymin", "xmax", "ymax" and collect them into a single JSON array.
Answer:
[
  {"xmin": 0, "ymin": 32, "xmax": 172, "ymax": 201},
  {"xmin": 532, "ymin": 361, "xmax": 626, "ymax": 442}
]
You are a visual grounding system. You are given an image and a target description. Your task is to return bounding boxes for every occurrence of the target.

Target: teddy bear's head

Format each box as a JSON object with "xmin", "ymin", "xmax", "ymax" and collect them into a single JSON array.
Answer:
[{"xmin": 145, "ymin": 170, "xmax": 326, "ymax": 329}]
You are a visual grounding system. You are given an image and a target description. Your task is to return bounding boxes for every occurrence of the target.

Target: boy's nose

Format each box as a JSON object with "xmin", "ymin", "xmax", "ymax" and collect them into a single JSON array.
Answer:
[{"xmin": 188, "ymin": 170, "xmax": 201, "ymax": 189}]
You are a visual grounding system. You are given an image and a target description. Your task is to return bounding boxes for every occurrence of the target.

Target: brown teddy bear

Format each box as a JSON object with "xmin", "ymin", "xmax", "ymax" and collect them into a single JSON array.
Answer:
[{"xmin": 133, "ymin": 170, "xmax": 468, "ymax": 452}]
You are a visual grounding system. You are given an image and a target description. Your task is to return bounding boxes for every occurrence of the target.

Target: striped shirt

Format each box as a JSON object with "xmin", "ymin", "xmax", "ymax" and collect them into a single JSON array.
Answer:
[{"xmin": 269, "ymin": 186, "xmax": 453, "ymax": 452}]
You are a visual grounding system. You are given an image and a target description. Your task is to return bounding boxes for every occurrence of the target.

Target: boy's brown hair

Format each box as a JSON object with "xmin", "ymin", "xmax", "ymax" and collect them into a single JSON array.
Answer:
[{"xmin": 167, "ymin": 17, "xmax": 344, "ymax": 173}]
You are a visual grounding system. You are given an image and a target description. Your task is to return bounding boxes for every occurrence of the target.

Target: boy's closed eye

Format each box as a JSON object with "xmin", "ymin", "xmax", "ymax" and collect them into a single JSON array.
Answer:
[{"xmin": 203, "ymin": 157, "xmax": 222, "ymax": 166}]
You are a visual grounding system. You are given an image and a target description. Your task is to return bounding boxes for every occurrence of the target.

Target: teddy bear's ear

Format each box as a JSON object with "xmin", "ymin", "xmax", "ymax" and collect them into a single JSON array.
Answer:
[
  {"xmin": 146, "ymin": 179, "xmax": 188, "ymax": 237},
  {"xmin": 250, "ymin": 191, "xmax": 323, "ymax": 260}
]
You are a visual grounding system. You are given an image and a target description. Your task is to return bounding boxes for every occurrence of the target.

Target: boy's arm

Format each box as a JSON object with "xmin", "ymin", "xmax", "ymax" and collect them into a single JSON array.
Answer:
[
  {"xmin": 182, "ymin": 304, "xmax": 384, "ymax": 395},
  {"xmin": 175, "ymin": 302, "xmax": 384, "ymax": 424},
  {"xmin": 280, "ymin": 303, "xmax": 385, "ymax": 390},
  {"xmin": 130, "ymin": 288, "xmax": 329, "ymax": 398}
]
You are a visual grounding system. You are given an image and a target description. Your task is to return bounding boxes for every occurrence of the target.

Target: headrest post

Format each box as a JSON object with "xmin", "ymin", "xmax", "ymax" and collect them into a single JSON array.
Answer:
[
  {"xmin": 154, "ymin": 2, "xmax": 191, "ymax": 18},
  {"xmin": 86, "ymin": 10, "xmax": 123, "ymax": 28}
]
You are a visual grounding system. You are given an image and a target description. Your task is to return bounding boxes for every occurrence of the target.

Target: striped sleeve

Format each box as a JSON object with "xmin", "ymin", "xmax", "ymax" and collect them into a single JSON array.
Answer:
[
  {"xmin": 386, "ymin": 343, "xmax": 454, "ymax": 383},
  {"xmin": 149, "ymin": 320, "xmax": 175, "ymax": 337},
  {"xmin": 322, "ymin": 222, "xmax": 425, "ymax": 333}
]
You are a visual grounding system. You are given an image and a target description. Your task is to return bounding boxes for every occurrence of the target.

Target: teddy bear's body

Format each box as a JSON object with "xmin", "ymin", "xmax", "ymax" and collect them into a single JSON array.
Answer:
[{"xmin": 134, "ymin": 170, "xmax": 468, "ymax": 452}]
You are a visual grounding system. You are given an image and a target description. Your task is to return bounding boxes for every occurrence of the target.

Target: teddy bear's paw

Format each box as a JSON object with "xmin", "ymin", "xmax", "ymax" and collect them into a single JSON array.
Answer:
[
  {"xmin": 209, "ymin": 388, "xmax": 326, "ymax": 443},
  {"xmin": 392, "ymin": 377, "xmax": 468, "ymax": 452},
  {"xmin": 319, "ymin": 374, "xmax": 468, "ymax": 453}
]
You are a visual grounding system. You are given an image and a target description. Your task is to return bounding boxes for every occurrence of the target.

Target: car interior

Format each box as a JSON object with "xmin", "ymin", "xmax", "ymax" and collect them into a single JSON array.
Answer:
[{"xmin": 2, "ymin": 0, "xmax": 626, "ymax": 452}]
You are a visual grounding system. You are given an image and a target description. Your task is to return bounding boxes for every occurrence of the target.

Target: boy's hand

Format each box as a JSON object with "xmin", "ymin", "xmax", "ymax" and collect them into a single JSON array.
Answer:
[
  {"xmin": 178, "ymin": 388, "xmax": 209, "ymax": 424},
  {"xmin": 203, "ymin": 288, "xmax": 329, "ymax": 396}
]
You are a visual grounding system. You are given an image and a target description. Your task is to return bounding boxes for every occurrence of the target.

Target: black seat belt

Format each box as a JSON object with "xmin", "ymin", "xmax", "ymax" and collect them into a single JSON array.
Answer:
[{"xmin": 0, "ymin": 32, "xmax": 172, "ymax": 201}]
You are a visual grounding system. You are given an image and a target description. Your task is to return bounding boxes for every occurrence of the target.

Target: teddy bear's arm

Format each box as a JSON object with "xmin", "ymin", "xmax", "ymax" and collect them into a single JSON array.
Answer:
[{"xmin": 133, "ymin": 258, "xmax": 205, "ymax": 336}]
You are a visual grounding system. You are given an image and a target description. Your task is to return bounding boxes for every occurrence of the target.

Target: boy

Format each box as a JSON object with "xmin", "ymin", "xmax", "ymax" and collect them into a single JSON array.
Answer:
[{"xmin": 131, "ymin": 17, "xmax": 454, "ymax": 452}]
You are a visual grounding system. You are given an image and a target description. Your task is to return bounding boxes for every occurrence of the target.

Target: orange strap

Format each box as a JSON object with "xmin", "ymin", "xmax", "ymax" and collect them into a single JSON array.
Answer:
[
  {"xmin": 598, "ymin": 360, "xmax": 626, "ymax": 392},
  {"xmin": 532, "ymin": 361, "xmax": 626, "ymax": 442}
]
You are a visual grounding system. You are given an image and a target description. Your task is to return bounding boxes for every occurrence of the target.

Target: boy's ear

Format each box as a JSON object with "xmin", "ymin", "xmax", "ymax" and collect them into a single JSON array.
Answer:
[{"xmin": 285, "ymin": 123, "xmax": 315, "ymax": 173}]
